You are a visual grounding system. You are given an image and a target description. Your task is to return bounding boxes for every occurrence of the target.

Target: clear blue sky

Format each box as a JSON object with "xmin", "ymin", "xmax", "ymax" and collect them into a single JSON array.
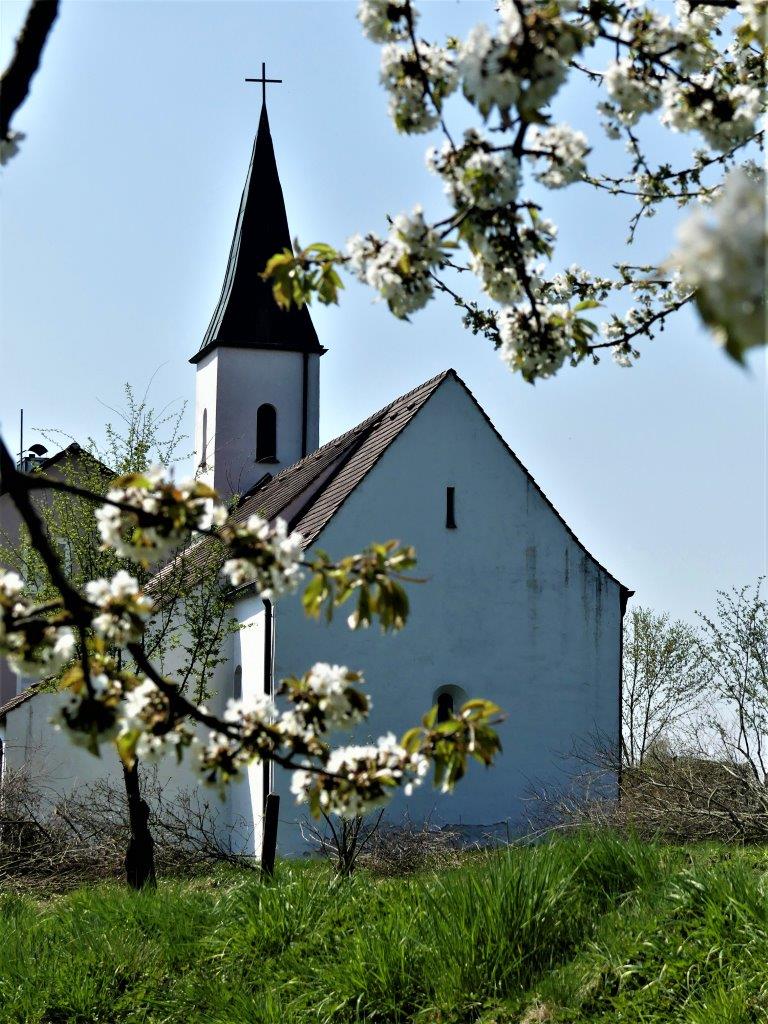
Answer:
[{"xmin": 0, "ymin": 1, "xmax": 765, "ymax": 623}]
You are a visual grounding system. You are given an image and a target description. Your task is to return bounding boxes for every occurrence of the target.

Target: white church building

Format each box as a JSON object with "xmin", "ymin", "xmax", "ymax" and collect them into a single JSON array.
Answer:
[{"xmin": 0, "ymin": 102, "xmax": 631, "ymax": 856}]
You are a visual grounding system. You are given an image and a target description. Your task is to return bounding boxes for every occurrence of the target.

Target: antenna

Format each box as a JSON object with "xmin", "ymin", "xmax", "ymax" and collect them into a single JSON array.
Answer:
[{"xmin": 19, "ymin": 409, "xmax": 23, "ymax": 470}]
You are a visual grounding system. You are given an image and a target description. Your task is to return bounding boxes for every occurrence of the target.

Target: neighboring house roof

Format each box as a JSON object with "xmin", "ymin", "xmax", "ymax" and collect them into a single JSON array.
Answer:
[
  {"xmin": 0, "ymin": 442, "xmax": 113, "ymax": 498},
  {"xmin": 190, "ymin": 103, "xmax": 324, "ymax": 366}
]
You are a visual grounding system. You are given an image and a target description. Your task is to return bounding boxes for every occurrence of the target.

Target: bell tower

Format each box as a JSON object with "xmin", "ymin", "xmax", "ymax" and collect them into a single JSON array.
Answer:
[{"xmin": 190, "ymin": 91, "xmax": 325, "ymax": 501}]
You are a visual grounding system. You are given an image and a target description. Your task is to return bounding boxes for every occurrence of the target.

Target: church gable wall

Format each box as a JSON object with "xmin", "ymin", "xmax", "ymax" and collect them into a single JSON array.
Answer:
[{"xmin": 268, "ymin": 376, "xmax": 621, "ymax": 849}]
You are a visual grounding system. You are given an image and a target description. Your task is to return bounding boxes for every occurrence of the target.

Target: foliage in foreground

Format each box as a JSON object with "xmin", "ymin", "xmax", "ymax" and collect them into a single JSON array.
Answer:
[{"xmin": 1, "ymin": 834, "xmax": 766, "ymax": 1024}]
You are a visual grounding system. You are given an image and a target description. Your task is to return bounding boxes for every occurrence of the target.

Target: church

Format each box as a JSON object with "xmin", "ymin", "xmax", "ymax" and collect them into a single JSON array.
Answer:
[{"xmin": 0, "ymin": 100, "xmax": 630, "ymax": 856}]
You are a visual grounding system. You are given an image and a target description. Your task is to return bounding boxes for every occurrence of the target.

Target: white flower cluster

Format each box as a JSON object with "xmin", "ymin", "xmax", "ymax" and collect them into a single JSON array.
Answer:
[
  {"xmin": 380, "ymin": 41, "xmax": 458, "ymax": 134},
  {"xmin": 669, "ymin": 166, "xmax": 766, "ymax": 359},
  {"xmin": 497, "ymin": 303, "xmax": 585, "ymax": 381},
  {"xmin": 660, "ymin": 77, "xmax": 762, "ymax": 152},
  {"xmin": 600, "ymin": 3, "xmax": 764, "ymax": 150},
  {"xmin": 738, "ymin": 0, "xmax": 768, "ymax": 37},
  {"xmin": 459, "ymin": 2, "xmax": 586, "ymax": 120},
  {"xmin": 52, "ymin": 667, "xmax": 195, "ymax": 763},
  {"xmin": 464, "ymin": 210, "xmax": 557, "ymax": 306},
  {"xmin": 526, "ymin": 123, "xmax": 589, "ymax": 188},
  {"xmin": 221, "ymin": 514, "xmax": 304, "ymax": 600},
  {"xmin": 96, "ymin": 466, "xmax": 227, "ymax": 564},
  {"xmin": 0, "ymin": 571, "xmax": 75, "ymax": 678},
  {"xmin": 85, "ymin": 570, "xmax": 153, "ymax": 644},
  {"xmin": 295, "ymin": 663, "xmax": 370, "ymax": 731},
  {"xmin": 357, "ymin": 0, "xmax": 411, "ymax": 43},
  {"xmin": 347, "ymin": 206, "xmax": 446, "ymax": 318},
  {"xmin": 427, "ymin": 131, "xmax": 520, "ymax": 210},
  {"xmin": 291, "ymin": 732, "xmax": 430, "ymax": 815},
  {"xmin": 50, "ymin": 670, "xmax": 124, "ymax": 747},
  {"xmin": 603, "ymin": 59, "xmax": 661, "ymax": 126}
]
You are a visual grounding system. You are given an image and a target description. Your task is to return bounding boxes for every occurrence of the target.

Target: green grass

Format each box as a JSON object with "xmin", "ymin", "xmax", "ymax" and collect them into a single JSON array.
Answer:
[{"xmin": 1, "ymin": 834, "xmax": 766, "ymax": 1023}]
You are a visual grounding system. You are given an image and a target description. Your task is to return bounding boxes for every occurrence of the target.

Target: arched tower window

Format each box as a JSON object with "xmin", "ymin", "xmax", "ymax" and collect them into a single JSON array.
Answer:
[
  {"xmin": 200, "ymin": 408, "xmax": 208, "ymax": 470},
  {"xmin": 234, "ymin": 665, "xmax": 242, "ymax": 701},
  {"xmin": 433, "ymin": 684, "xmax": 468, "ymax": 724},
  {"xmin": 256, "ymin": 404, "xmax": 277, "ymax": 463}
]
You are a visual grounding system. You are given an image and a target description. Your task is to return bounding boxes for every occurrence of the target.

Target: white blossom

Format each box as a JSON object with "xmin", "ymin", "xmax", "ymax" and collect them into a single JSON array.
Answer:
[
  {"xmin": 347, "ymin": 206, "xmax": 445, "ymax": 318},
  {"xmin": 427, "ymin": 131, "xmax": 521, "ymax": 210},
  {"xmin": 96, "ymin": 466, "xmax": 227, "ymax": 564},
  {"xmin": 526, "ymin": 123, "xmax": 589, "ymax": 188},
  {"xmin": 0, "ymin": 570, "xmax": 76, "ymax": 678},
  {"xmin": 738, "ymin": 0, "xmax": 768, "ymax": 36},
  {"xmin": 603, "ymin": 59, "xmax": 661, "ymax": 124},
  {"xmin": 357, "ymin": 0, "xmax": 411, "ymax": 43},
  {"xmin": 85, "ymin": 570, "xmax": 152, "ymax": 644},
  {"xmin": 668, "ymin": 167, "xmax": 766, "ymax": 359},
  {"xmin": 380, "ymin": 41, "xmax": 458, "ymax": 134},
  {"xmin": 291, "ymin": 731, "xmax": 429, "ymax": 815},
  {"xmin": 661, "ymin": 77, "xmax": 762, "ymax": 151},
  {"xmin": 459, "ymin": 23, "xmax": 520, "ymax": 116},
  {"xmin": 221, "ymin": 515, "xmax": 304, "ymax": 600},
  {"xmin": 304, "ymin": 662, "xmax": 370, "ymax": 729}
]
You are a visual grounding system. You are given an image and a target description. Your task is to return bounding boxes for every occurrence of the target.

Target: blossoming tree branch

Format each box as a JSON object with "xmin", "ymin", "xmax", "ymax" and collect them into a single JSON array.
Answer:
[
  {"xmin": 0, "ymin": 439, "xmax": 503, "ymax": 819},
  {"xmin": 264, "ymin": 0, "xmax": 765, "ymax": 382}
]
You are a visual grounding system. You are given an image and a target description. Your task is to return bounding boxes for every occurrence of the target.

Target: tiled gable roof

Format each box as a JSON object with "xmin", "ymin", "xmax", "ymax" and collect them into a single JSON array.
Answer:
[{"xmin": 147, "ymin": 369, "xmax": 450, "ymax": 591}]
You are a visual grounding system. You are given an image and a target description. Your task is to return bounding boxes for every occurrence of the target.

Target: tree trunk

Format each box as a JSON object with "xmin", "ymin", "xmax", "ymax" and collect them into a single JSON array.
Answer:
[{"xmin": 122, "ymin": 762, "xmax": 156, "ymax": 889}]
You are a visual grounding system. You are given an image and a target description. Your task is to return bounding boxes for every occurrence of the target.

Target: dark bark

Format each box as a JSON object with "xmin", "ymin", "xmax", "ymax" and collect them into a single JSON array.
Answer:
[
  {"xmin": 0, "ymin": 0, "xmax": 59, "ymax": 141},
  {"xmin": 122, "ymin": 762, "xmax": 156, "ymax": 889}
]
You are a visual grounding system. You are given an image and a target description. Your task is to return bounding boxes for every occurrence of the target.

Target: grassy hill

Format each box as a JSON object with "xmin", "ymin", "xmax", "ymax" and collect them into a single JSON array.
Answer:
[{"xmin": 1, "ymin": 834, "xmax": 766, "ymax": 1023}]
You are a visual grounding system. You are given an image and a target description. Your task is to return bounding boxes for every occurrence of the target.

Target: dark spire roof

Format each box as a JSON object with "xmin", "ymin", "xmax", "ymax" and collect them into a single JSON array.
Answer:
[{"xmin": 190, "ymin": 103, "xmax": 323, "ymax": 365}]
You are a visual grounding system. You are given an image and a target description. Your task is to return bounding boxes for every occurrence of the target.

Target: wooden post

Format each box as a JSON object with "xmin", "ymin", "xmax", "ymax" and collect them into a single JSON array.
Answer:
[{"xmin": 261, "ymin": 792, "xmax": 279, "ymax": 878}]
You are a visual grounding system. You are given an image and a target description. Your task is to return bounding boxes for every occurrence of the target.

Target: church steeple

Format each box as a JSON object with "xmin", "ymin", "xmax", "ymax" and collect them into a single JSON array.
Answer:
[
  {"xmin": 190, "ymin": 102, "xmax": 323, "ymax": 366},
  {"xmin": 191, "ymin": 93, "xmax": 323, "ymax": 500}
]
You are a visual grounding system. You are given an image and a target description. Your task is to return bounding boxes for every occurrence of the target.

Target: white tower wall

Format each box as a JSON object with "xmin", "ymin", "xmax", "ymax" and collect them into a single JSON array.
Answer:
[{"xmin": 194, "ymin": 347, "xmax": 320, "ymax": 499}]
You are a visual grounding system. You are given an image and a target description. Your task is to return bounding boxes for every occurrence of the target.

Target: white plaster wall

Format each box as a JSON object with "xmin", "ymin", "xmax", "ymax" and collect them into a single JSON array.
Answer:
[
  {"xmin": 224, "ymin": 597, "xmax": 269, "ymax": 855},
  {"xmin": 0, "ymin": 620, "xmax": 237, "ymax": 843},
  {"xmin": 194, "ymin": 350, "xmax": 219, "ymax": 490},
  {"xmin": 1, "ymin": 692, "xmax": 203, "ymax": 807},
  {"xmin": 195, "ymin": 347, "xmax": 320, "ymax": 500},
  {"xmin": 265, "ymin": 376, "xmax": 622, "ymax": 855}
]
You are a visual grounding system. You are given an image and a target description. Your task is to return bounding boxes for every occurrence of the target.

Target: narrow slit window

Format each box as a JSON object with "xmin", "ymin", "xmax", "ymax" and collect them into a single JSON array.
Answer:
[
  {"xmin": 234, "ymin": 665, "xmax": 242, "ymax": 701},
  {"xmin": 256, "ymin": 404, "xmax": 277, "ymax": 462},
  {"xmin": 200, "ymin": 408, "xmax": 208, "ymax": 469},
  {"xmin": 446, "ymin": 486, "xmax": 457, "ymax": 529}
]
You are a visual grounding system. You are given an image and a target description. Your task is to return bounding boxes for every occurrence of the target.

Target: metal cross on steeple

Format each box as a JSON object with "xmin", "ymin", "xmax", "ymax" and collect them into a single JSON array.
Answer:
[{"xmin": 245, "ymin": 62, "xmax": 282, "ymax": 105}]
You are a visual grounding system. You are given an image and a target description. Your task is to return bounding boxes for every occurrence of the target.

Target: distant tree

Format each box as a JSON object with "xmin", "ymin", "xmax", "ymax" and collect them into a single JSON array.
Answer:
[
  {"xmin": 697, "ymin": 580, "xmax": 768, "ymax": 785},
  {"xmin": 621, "ymin": 606, "xmax": 707, "ymax": 767}
]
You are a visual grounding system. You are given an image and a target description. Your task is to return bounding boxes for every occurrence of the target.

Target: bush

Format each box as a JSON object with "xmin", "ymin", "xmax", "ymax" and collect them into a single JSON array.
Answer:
[{"xmin": 0, "ymin": 766, "xmax": 254, "ymax": 892}]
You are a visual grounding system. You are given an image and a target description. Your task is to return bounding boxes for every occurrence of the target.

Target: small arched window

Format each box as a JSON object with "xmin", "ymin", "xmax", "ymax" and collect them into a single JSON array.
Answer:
[
  {"xmin": 433, "ymin": 684, "xmax": 468, "ymax": 724},
  {"xmin": 234, "ymin": 665, "xmax": 242, "ymax": 701},
  {"xmin": 256, "ymin": 404, "xmax": 277, "ymax": 463},
  {"xmin": 200, "ymin": 408, "xmax": 208, "ymax": 470}
]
